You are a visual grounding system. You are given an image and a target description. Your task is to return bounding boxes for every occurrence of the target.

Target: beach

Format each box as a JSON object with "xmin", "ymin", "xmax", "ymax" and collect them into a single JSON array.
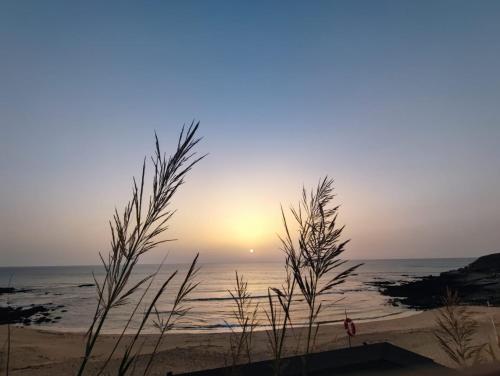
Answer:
[{"xmin": 3, "ymin": 306, "xmax": 500, "ymax": 375}]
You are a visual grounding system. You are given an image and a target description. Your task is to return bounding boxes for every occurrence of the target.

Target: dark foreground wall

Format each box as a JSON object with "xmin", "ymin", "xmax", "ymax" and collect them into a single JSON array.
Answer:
[{"xmin": 175, "ymin": 342, "xmax": 453, "ymax": 376}]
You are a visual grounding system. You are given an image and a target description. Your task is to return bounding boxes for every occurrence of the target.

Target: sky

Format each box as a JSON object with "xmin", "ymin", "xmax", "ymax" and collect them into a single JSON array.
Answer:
[{"xmin": 1, "ymin": 1, "xmax": 499, "ymax": 266}]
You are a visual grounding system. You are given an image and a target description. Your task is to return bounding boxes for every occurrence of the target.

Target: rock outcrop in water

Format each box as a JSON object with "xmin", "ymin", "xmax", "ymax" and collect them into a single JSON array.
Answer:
[
  {"xmin": 0, "ymin": 287, "xmax": 66, "ymax": 325},
  {"xmin": 77, "ymin": 283, "xmax": 95, "ymax": 288},
  {"xmin": 370, "ymin": 253, "xmax": 500, "ymax": 309},
  {"xmin": 0, "ymin": 287, "xmax": 32, "ymax": 295},
  {"xmin": 0, "ymin": 303, "xmax": 67, "ymax": 325}
]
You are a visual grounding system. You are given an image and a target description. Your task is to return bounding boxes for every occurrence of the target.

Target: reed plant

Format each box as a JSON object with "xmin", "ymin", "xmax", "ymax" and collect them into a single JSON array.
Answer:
[
  {"xmin": 78, "ymin": 122, "xmax": 205, "ymax": 376},
  {"xmin": 262, "ymin": 177, "xmax": 361, "ymax": 375},
  {"xmin": 226, "ymin": 272, "xmax": 259, "ymax": 369},
  {"xmin": 5, "ymin": 309, "xmax": 10, "ymax": 376},
  {"xmin": 96, "ymin": 260, "xmax": 167, "ymax": 375},
  {"xmin": 264, "ymin": 266, "xmax": 296, "ymax": 376},
  {"xmin": 143, "ymin": 254, "xmax": 200, "ymax": 375},
  {"xmin": 434, "ymin": 288, "xmax": 485, "ymax": 367},
  {"xmin": 1, "ymin": 276, "xmax": 13, "ymax": 376},
  {"xmin": 485, "ymin": 303, "xmax": 500, "ymax": 361},
  {"xmin": 113, "ymin": 254, "xmax": 200, "ymax": 375},
  {"xmin": 280, "ymin": 177, "xmax": 361, "ymax": 355}
]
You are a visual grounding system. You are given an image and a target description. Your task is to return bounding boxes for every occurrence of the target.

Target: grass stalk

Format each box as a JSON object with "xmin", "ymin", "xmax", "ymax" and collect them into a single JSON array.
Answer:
[
  {"xmin": 5, "ymin": 320, "xmax": 10, "ymax": 376},
  {"xmin": 4, "ymin": 275, "xmax": 13, "ymax": 376},
  {"xmin": 226, "ymin": 272, "xmax": 259, "ymax": 370},
  {"xmin": 434, "ymin": 288, "xmax": 484, "ymax": 367},
  {"xmin": 265, "ymin": 266, "xmax": 296, "ymax": 376},
  {"xmin": 96, "ymin": 259, "xmax": 170, "ymax": 375},
  {"xmin": 280, "ymin": 177, "xmax": 362, "ymax": 355},
  {"xmin": 141, "ymin": 253, "xmax": 200, "ymax": 376},
  {"xmin": 77, "ymin": 122, "xmax": 204, "ymax": 375}
]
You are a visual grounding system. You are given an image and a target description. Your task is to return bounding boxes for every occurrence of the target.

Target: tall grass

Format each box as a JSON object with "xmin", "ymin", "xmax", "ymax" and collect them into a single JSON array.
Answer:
[
  {"xmin": 96, "ymin": 260, "xmax": 166, "ymax": 375},
  {"xmin": 281, "ymin": 177, "xmax": 361, "ymax": 354},
  {"xmin": 435, "ymin": 289, "xmax": 500, "ymax": 367},
  {"xmin": 5, "ymin": 311, "xmax": 10, "ymax": 376},
  {"xmin": 143, "ymin": 254, "xmax": 200, "ymax": 375},
  {"xmin": 226, "ymin": 272, "xmax": 259, "ymax": 369},
  {"xmin": 2, "ymin": 276, "xmax": 13, "ymax": 376},
  {"xmin": 262, "ymin": 177, "xmax": 360, "ymax": 375},
  {"xmin": 264, "ymin": 267, "xmax": 296, "ymax": 376},
  {"xmin": 114, "ymin": 254, "xmax": 200, "ymax": 376},
  {"xmin": 280, "ymin": 177, "xmax": 361, "ymax": 355},
  {"xmin": 78, "ymin": 123, "xmax": 205, "ymax": 375},
  {"xmin": 434, "ymin": 288, "xmax": 484, "ymax": 367},
  {"xmin": 485, "ymin": 302, "xmax": 500, "ymax": 361}
]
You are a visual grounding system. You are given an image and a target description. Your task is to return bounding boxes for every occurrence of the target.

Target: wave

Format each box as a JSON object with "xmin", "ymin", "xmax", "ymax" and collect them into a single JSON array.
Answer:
[
  {"xmin": 185, "ymin": 294, "xmax": 269, "ymax": 302},
  {"xmin": 184, "ymin": 289, "xmax": 360, "ymax": 302},
  {"xmin": 169, "ymin": 310, "xmax": 414, "ymax": 331}
]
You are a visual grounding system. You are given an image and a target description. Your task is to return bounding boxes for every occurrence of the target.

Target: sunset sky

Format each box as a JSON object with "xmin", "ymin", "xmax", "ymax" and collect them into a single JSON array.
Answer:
[{"xmin": 1, "ymin": 1, "xmax": 500, "ymax": 266}]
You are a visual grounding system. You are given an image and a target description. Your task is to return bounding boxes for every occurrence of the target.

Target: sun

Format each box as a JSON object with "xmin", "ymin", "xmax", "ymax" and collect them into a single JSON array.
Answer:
[{"xmin": 249, "ymin": 249, "xmax": 254, "ymax": 254}]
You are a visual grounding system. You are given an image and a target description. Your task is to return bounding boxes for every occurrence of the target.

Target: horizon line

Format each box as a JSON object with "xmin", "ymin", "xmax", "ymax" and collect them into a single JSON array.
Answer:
[{"xmin": 0, "ymin": 255, "xmax": 481, "ymax": 269}]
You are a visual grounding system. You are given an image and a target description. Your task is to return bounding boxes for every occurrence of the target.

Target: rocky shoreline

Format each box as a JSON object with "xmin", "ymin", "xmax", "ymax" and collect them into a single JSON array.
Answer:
[
  {"xmin": 1, "ymin": 287, "xmax": 66, "ymax": 325},
  {"xmin": 369, "ymin": 253, "xmax": 500, "ymax": 309}
]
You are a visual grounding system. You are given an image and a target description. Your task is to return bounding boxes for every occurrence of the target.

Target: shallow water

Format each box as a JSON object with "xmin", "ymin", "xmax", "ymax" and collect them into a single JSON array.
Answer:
[{"xmin": 0, "ymin": 258, "xmax": 472, "ymax": 333}]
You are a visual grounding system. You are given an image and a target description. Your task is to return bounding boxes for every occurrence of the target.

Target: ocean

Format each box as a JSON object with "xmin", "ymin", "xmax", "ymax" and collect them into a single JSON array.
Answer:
[{"xmin": 0, "ymin": 258, "xmax": 472, "ymax": 333}]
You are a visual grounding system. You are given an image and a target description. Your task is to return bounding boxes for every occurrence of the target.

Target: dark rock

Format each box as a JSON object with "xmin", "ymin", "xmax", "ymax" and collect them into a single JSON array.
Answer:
[
  {"xmin": 78, "ymin": 283, "xmax": 95, "ymax": 288},
  {"xmin": 34, "ymin": 316, "xmax": 51, "ymax": 324},
  {"xmin": 466, "ymin": 253, "xmax": 500, "ymax": 273},
  {"xmin": 0, "ymin": 305, "xmax": 52, "ymax": 325},
  {"xmin": 0, "ymin": 298, "xmax": 67, "ymax": 325},
  {"xmin": 370, "ymin": 252, "xmax": 500, "ymax": 309},
  {"xmin": 0, "ymin": 287, "xmax": 32, "ymax": 295}
]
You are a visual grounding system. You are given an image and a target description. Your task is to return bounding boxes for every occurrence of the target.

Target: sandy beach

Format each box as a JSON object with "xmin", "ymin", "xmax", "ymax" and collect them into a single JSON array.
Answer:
[{"xmin": 2, "ymin": 306, "xmax": 500, "ymax": 375}]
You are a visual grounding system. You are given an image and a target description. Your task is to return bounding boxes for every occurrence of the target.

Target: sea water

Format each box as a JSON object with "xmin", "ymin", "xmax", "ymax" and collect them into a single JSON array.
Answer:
[{"xmin": 0, "ymin": 258, "xmax": 472, "ymax": 333}]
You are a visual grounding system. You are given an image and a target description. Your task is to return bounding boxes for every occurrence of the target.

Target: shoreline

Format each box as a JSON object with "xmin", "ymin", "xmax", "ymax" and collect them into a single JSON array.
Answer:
[
  {"xmin": 32, "ymin": 308, "xmax": 423, "ymax": 335},
  {"xmin": 0, "ymin": 258, "xmax": 473, "ymax": 332},
  {"xmin": 3, "ymin": 306, "xmax": 500, "ymax": 375}
]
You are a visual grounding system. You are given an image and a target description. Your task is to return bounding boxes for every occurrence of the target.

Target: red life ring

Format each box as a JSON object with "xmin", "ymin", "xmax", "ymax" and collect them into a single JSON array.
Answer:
[{"xmin": 344, "ymin": 318, "xmax": 356, "ymax": 337}]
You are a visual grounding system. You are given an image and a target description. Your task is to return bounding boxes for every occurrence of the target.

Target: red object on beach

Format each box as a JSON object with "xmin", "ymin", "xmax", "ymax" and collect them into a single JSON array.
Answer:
[{"xmin": 344, "ymin": 318, "xmax": 356, "ymax": 337}]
